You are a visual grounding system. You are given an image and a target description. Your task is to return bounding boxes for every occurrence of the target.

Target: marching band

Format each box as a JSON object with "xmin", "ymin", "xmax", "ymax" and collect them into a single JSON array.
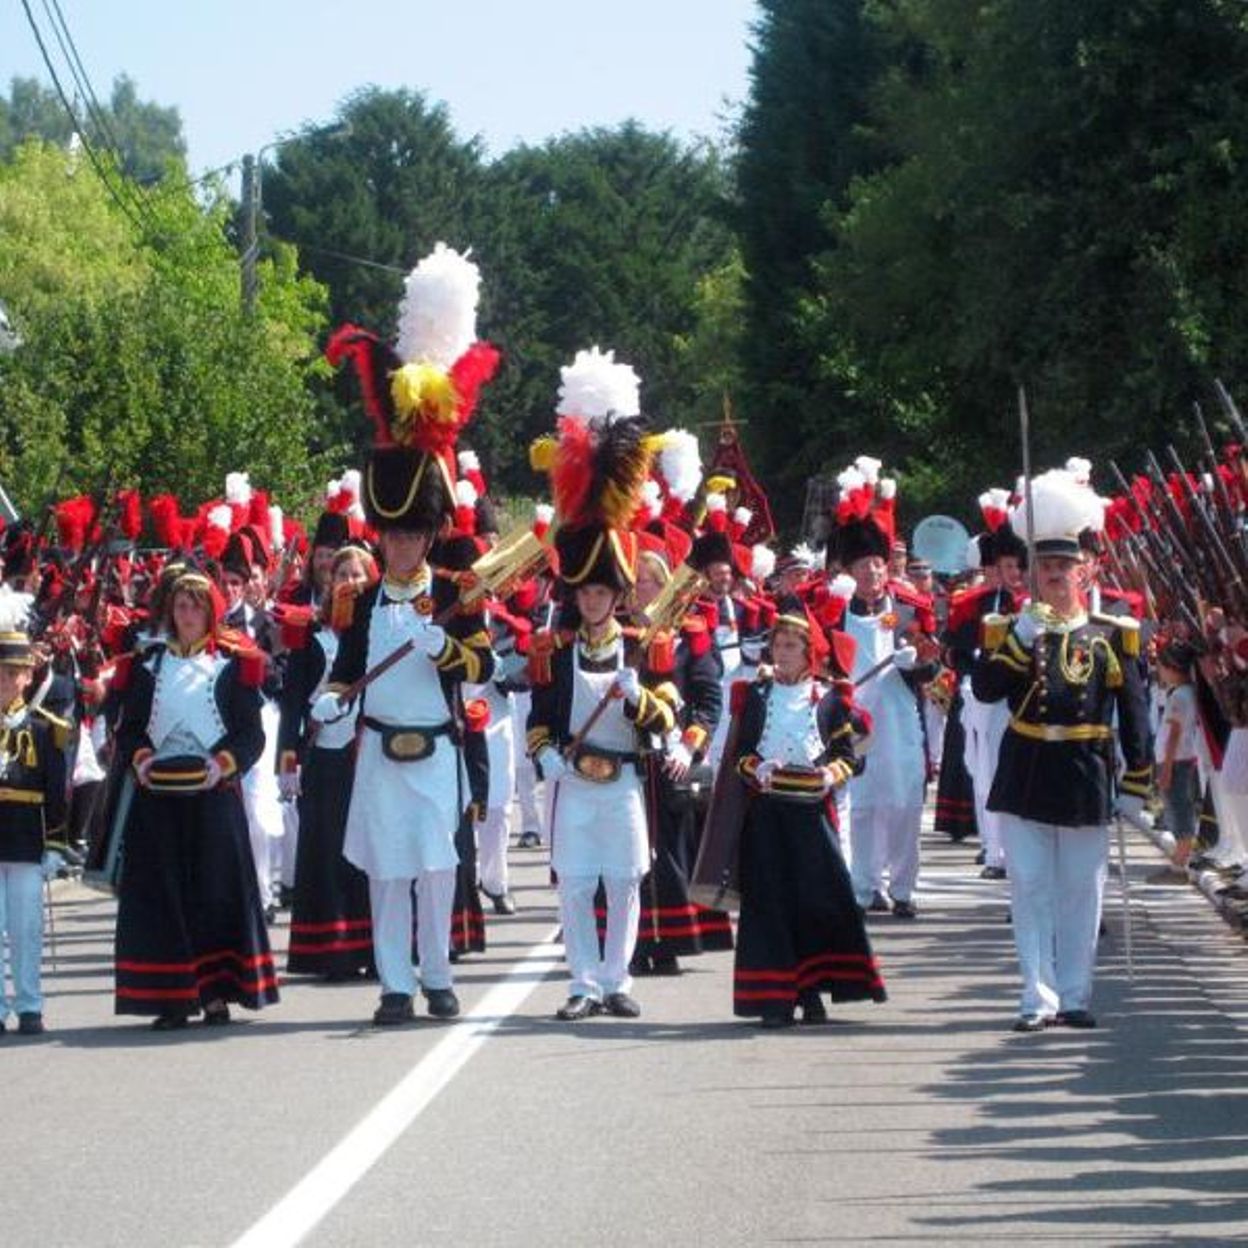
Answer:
[{"xmin": 30, "ymin": 236, "xmax": 1248, "ymax": 1045}]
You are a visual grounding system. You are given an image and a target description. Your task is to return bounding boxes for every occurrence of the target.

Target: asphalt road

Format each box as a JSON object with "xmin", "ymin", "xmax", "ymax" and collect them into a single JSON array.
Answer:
[{"xmin": 7, "ymin": 814, "xmax": 1248, "ymax": 1247}]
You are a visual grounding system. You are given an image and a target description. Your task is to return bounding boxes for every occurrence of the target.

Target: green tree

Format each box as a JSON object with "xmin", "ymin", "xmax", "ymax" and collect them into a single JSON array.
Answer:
[
  {"xmin": 734, "ymin": 0, "xmax": 896, "ymax": 523},
  {"xmin": 810, "ymin": 0, "xmax": 1248, "ymax": 517},
  {"xmin": 0, "ymin": 142, "xmax": 331, "ymax": 520},
  {"xmin": 0, "ymin": 74, "xmax": 185, "ymax": 185}
]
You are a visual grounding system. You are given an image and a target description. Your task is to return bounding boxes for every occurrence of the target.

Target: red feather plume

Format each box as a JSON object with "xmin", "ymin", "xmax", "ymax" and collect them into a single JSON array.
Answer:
[{"xmin": 325, "ymin": 324, "xmax": 400, "ymax": 447}]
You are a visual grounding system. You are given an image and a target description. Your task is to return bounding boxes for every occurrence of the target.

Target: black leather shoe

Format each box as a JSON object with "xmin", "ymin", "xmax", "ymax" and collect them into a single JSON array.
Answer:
[
  {"xmin": 17, "ymin": 1012, "xmax": 44, "ymax": 1036},
  {"xmin": 373, "ymin": 993, "xmax": 415, "ymax": 1026},
  {"xmin": 798, "ymin": 991, "xmax": 828, "ymax": 1025},
  {"xmin": 423, "ymin": 988, "xmax": 461, "ymax": 1019},
  {"xmin": 481, "ymin": 888, "xmax": 517, "ymax": 916},
  {"xmin": 202, "ymin": 1002, "xmax": 231, "ymax": 1026},
  {"xmin": 892, "ymin": 898, "xmax": 918, "ymax": 920},
  {"xmin": 603, "ymin": 992, "xmax": 641, "ymax": 1018},
  {"xmin": 556, "ymin": 994, "xmax": 601, "ymax": 1021},
  {"xmin": 517, "ymin": 830, "xmax": 541, "ymax": 849},
  {"xmin": 151, "ymin": 1011, "xmax": 190, "ymax": 1032},
  {"xmin": 628, "ymin": 953, "xmax": 652, "ymax": 977},
  {"xmin": 980, "ymin": 865, "xmax": 1007, "ymax": 881},
  {"xmin": 651, "ymin": 954, "xmax": 681, "ymax": 976},
  {"xmin": 1011, "ymin": 1013, "xmax": 1051, "ymax": 1033},
  {"xmin": 867, "ymin": 891, "xmax": 892, "ymax": 913},
  {"xmin": 1055, "ymin": 1009, "xmax": 1097, "ymax": 1029},
  {"xmin": 761, "ymin": 1011, "xmax": 796, "ymax": 1029}
]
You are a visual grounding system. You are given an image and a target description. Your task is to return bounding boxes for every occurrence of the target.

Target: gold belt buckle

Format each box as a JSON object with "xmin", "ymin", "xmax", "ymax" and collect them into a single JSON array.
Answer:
[
  {"xmin": 574, "ymin": 752, "xmax": 620, "ymax": 784},
  {"xmin": 388, "ymin": 730, "xmax": 428, "ymax": 759}
]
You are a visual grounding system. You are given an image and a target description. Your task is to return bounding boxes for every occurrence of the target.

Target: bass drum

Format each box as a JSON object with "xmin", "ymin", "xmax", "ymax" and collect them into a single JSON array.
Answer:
[{"xmin": 912, "ymin": 514, "xmax": 972, "ymax": 577}]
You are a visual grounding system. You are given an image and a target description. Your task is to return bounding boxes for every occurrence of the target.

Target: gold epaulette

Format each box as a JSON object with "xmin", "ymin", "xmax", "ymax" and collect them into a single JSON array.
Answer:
[
  {"xmin": 32, "ymin": 705, "xmax": 72, "ymax": 751},
  {"xmin": 1089, "ymin": 611, "xmax": 1141, "ymax": 657}
]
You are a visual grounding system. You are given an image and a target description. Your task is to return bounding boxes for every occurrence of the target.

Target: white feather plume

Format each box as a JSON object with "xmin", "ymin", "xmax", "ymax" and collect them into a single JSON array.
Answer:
[
  {"xmin": 0, "ymin": 585, "xmax": 32, "ymax": 637},
  {"xmin": 829, "ymin": 573, "xmax": 858, "ymax": 602},
  {"xmin": 225, "ymin": 472, "xmax": 251, "ymax": 505},
  {"xmin": 657, "ymin": 429, "xmax": 702, "ymax": 503},
  {"xmin": 458, "ymin": 449, "xmax": 480, "ymax": 473},
  {"xmin": 705, "ymin": 491, "xmax": 727, "ymax": 514},
  {"xmin": 752, "ymin": 544, "xmax": 776, "ymax": 582},
  {"xmin": 1065, "ymin": 456, "xmax": 1093, "ymax": 485},
  {"xmin": 534, "ymin": 502, "xmax": 554, "ymax": 527},
  {"xmin": 641, "ymin": 478, "xmax": 662, "ymax": 518},
  {"xmin": 455, "ymin": 479, "xmax": 478, "ymax": 508},
  {"xmin": 877, "ymin": 477, "xmax": 896, "ymax": 500},
  {"xmin": 791, "ymin": 541, "xmax": 820, "ymax": 571},
  {"xmin": 207, "ymin": 504, "xmax": 232, "ymax": 533},
  {"xmin": 854, "ymin": 455, "xmax": 882, "ymax": 484},
  {"xmin": 1011, "ymin": 469, "xmax": 1105, "ymax": 543},
  {"xmin": 555, "ymin": 346, "xmax": 641, "ymax": 423},
  {"xmin": 269, "ymin": 505, "xmax": 285, "ymax": 553},
  {"xmin": 732, "ymin": 506, "xmax": 753, "ymax": 528},
  {"xmin": 394, "ymin": 242, "xmax": 481, "ymax": 369},
  {"xmin": 837, "ymin": 465, "xmax": 865, "ymax": 493}
]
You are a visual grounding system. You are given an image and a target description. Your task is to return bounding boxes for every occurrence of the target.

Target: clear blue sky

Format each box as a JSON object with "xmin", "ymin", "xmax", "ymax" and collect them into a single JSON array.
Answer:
[{"xmin": 3, "ymin": 0, "xmax": 759, "ymax": 173}]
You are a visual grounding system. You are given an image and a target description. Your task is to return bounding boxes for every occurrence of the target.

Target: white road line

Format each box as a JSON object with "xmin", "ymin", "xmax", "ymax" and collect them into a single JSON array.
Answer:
[{"xmin": 231, "ymin": 927, "xmax": 563, "ymax": 1248}]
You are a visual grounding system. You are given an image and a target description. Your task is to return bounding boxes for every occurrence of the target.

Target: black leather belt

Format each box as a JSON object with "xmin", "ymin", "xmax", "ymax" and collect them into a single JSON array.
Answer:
[
  {"xmin": 362, "ymin": 717, "xmax": 456, "ymax": 762},
  {"xmin": 568, "ymin": 743, "xmax": 640, "ymax": 784}
]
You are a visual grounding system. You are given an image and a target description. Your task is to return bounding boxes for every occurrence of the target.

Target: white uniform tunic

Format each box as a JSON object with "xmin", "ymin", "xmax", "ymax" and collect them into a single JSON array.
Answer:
[
  {"xmin": 550, "ymin": 641, "xmax": 648, "ymax": 879},
  {"xmin": 844, "ymin": 605, "xmax": 925, "ymax": 810},
  {"xmin": 757, "ymin": 679, "xmax": 823, "ymax": 767},
  {"xmin": 343, "ymin": 593, "xmax": 462, "ymax": 880},
  {"xmin": 148, "ymin": 650, "xmax": 227, "ymax": 758}
]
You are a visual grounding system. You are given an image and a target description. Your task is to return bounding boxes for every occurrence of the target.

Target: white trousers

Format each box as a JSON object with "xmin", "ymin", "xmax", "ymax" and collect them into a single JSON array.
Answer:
[
  {"xmin": 478, "ymin": 806, "xmax": 510, "ymax": 896},
  {"xmin": 833, "ymin": 788, "xmax": 852, "ymax": 863},
  {"xmin": 0, "ymin": 862, "xmax": 43, "ymax": 1017},
  {"xmin": 512, "ymin": 693, "xmax": 543, "ymax": 838},
  {"xmin": 972, "ymin": 775, "xmax": 1007, "ymax": 870},
  {"xmin": 279, "ymin": 799, "xmax": 300, "ymax": 891},
  {"xmin": 558, "ymin": 873, "xmax": 640, "ymax": 999},
  {"xmin": 850, "ymin": 804, "xmax": 922, "ymax": 905},
  {"xmin": 1001, "ymin": 814, "xmax": 1108, "ymax": 1016},
  {"xmin": 369, "ymin": 870, "xmax": 456, "ymax": 997}
]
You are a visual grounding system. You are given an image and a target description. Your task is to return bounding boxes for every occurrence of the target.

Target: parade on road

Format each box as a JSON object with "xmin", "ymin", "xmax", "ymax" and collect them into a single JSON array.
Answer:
[{"xmin": 5, "ymin": 2, "xmax": 1248, "ymax": 1244}]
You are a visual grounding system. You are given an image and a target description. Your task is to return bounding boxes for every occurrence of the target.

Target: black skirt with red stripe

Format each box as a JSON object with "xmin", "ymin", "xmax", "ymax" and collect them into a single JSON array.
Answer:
[
  {"xmin": 287, "ymin": 746, "xmax": 373, "ymax": 978},
  {"xmin": 934, "ymin": 695, "xmax": 977, "ymax": 841},
  {"xmin": 115, "ymin": 784, "xmax": 279, "ymax": 1016},
  {"xmin": 733, "ymin": 792, "xmax": 885, "ymax": 1020},
  {"xmin": 634, "ymin": 768, "xmax": 733, "ymax": 957}
]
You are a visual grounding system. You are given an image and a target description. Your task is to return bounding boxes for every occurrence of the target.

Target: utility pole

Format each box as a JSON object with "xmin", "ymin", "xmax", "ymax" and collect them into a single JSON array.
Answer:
[{"xmin": 239, "ymin": 153, "xmax": 259, "ymax": 314}]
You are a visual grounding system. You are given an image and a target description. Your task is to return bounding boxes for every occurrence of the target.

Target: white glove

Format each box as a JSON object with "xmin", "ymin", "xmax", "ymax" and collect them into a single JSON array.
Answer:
[
  {"xmin": 1115, "ymin": 794, "xmax": 1149, "ymax": 826},
  {"xmin": 893, "ymin": 645, "xmax": 918, "ymax": 672},
  {"xmin": 1014, "ymin": 606, "xmax": 1045, "ymax": 647},
  {"xmin": 311, "ymin": 691, "xmax": 349, "ymax": 724},
  {"xmin": 829, "ymin": 573, "xmax": 857, "ymax": 602},
  {"xmin": 278, "ymin": 770, "xmax": 301, "ymax": 801},
  {"xmin": 755, "ymin": 759, "xmax": 780, "ymax": 790},
  {"xmin": 537, "ymin": 747, "xmax": 568, "ymax": 783},
  {"xmin": 198, "ymin": 757, "xmax": 223, "ymax": 792},
  {"xmin": 665, "ymin": 740, "xmax": 694, "ymax": 781},
  {"xmin": 413, "ymin": 624, "xmax": 447, "ymax": 658},
  {"xmin": 41, "ymin": 849, "xmax": 65, "ymax": 881},
  {"xmin": 614, "ymin": 667, "xmax": 642, "ymax": 705}
]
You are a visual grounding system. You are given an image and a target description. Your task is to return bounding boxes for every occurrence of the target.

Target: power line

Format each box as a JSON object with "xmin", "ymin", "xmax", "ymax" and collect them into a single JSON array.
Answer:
[
  {"xmin": 280, "ymin": 239, "xmax": 408, "ymax": 275},
  {"xmin": 40, "ymin": 0, "xmax": 157, "ymax": 230},
  {"xmin": 18, "ymin": 0, "xmax": 152, "ymax": 240}
]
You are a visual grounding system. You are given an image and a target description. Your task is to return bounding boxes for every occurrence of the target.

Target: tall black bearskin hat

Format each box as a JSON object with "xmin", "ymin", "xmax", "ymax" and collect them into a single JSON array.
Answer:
[
  {"xmin": 326, "ymin": 244, "xmax": 500, "ymax": 535},
  {"xmin": 689, "ymin": 492, "xmax": 735, "ymax": 572},
  {"xmin": 974, "ymin": 487, "xmax": 1026, "ymax": 567},
  {"xmin": 312, "ymin": 471, "xmax": 367, "ymax": 550},
  {"xmin": 530, "ymin": 347, "xmax": 656, "ymax": 593},
  {"xmin": 826, "ymin": 457, "xmax": 895, "ymax": 570}
]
